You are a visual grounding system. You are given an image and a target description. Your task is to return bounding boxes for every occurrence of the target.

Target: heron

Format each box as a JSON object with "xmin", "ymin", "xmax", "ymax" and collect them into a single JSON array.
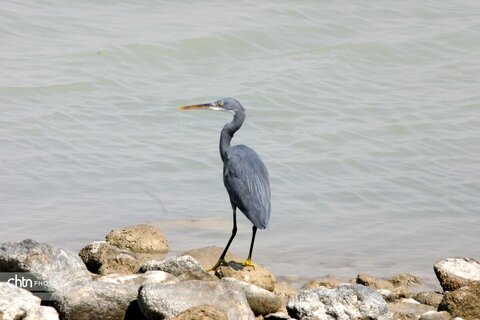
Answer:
[{"xmin": 179, "ymin": 97, "xmax": 271, "ymax": 270}]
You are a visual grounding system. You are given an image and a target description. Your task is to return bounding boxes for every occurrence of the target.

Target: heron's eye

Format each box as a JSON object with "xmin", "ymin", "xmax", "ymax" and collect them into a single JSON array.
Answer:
[{"xmin": 219, "ymin": 100, "xmax": 224, "ymax": 107}]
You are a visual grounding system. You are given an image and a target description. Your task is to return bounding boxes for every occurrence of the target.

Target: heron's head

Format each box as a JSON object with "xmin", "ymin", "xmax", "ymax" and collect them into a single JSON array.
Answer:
[{"xmin": 178, "ymin": 97, "xmax": 244, "ymax": 114}]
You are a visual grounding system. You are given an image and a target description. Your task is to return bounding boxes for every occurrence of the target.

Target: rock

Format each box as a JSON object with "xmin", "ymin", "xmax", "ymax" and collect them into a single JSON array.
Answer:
[
  {"xmin": 264, "ymin": 312, "xmax": 294, "ymax": 320},
  {"xmin": 52, "ymin": 280, "xmax": 142, "ymax": 320},
  {"xmin": 96, "ymin": 270, "xmax": 178, "ymax": 285},
  {"xmin": 301, "ymin": 275, "xmax": 351, "ymax": 289},
  {"xmin": 170, "ymin": 304, "xmax": 228, "ymax": 320},
  {"xmin": 356, "ymin": 273, "xmax": 395, "ymax": 291},
  {"xmin": 388, "ymin": 300, "xmax": 435, "ymax": 320},
  {"xmin": 390, "ymin": 273, "xmax": 422, "ymax": 287},
  {"xmin": 79, "ymin": 241, "xmax": 140, "ymax": 275},
  {"xmin": 182, "ymin": 246, "xmax": 242, "ymax": 270},
  {"xmin": 222, "ymin": 277, "xmax": 281, "ymax": 316},
  {"xmin": 273, "ymin": 282, "xmax": 298, "ymax": 312},
  {"xmin": 356, "ymin": 273, "xmax": 411, "ymax": 301},
  {"xmin": 215, "ymin": 261, "xmax": 276, "ymax": 292},
  {"xmin": 414, "ymin": 291, "xmax": 443, "ymax": 308},
  {"xmin": 0, "ymin": 282, "xmax": 59, "ymax": 320},
  {"xmin": 286, "ymin": 284, "xmax": 390, "ymax": 320},
  {"xmin": 139, "ymin": 255, "xmax": 216, "ymax": 281},
  {"xmin": 434, "ymin": 258, "xmax": 480, "ymax": 292},
  {"xmin": 79, "ymin": 241, "xmax": 167, "ymax": 275},
  {"xmin": 138, "ymin": 280, "xmax": 255, "ymax": 320},
  {"xmin": 438, "ymin": 283, "xmax": 480, "ymax": 319},
  {"xmin": 0, "ymin": 239, "xmax": 91, "ymax": 292},
  {"xmin": 106, "ymin": 224, "xmax": 168, "ymax": 254},
  {"xmin": 419, "ymin": 311, "xmax": 451, "ymax": 320}
]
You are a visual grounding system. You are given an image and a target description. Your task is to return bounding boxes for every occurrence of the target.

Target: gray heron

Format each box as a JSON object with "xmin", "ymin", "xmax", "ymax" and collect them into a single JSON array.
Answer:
[{"xmin": 179, "ymin": 97, "xmax": 271, "ymax": 270}]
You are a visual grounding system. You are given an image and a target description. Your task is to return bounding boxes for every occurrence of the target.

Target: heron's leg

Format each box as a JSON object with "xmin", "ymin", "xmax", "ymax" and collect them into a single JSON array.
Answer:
[
  {"xmin": 209, "ymin": 208, "xmax": 237, "ymax": 271},
  {"xmin": 243, "ymin": 226, "xmax": 257, "ymax": 268}
]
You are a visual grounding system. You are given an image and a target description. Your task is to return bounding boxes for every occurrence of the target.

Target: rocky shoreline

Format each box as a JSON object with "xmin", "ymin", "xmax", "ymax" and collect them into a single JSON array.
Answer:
[{"xmin": 1, "ymin": 224, "xmax": 479, "ymax": 320}]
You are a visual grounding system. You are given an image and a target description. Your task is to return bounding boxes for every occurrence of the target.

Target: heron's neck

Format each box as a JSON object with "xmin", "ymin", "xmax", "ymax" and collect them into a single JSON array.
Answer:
[{"xmin": 220, "ymin": 110, "xmax": 245, "ymax": 162}]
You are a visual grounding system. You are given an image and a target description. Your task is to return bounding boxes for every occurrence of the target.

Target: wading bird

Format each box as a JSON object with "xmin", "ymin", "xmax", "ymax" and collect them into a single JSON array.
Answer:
[{"xmin": 179, "ymin": 98, "xmax": 271, "ymax": 270}]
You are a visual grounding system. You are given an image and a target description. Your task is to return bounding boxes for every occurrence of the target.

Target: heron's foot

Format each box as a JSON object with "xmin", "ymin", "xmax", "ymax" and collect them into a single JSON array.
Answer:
[
  {"xmin": 208, "ymin": 258, "xmax": 228, "ymax": 271},
  {"xmin": 242, "ymin": 258, "xmax": 256, "ymax": 269}
]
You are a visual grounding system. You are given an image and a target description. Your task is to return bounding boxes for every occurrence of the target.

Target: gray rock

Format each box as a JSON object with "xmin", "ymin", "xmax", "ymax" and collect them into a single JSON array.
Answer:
[
  {"xmin": 438, "ymin": 282, "xmax": 480, "ymax": 319},
  {"xmin": 139, "ymin": 255, "xmax": 216, "ymax": 281},
  {"xmin": 419, "ymin": 311, "xmax": 451, "ymax": 320},
  {"xmin": 96, "ymin": 270, "xmax": 179, "ymax": 285},
  {"xmin": 138, "ymin": 280, "xmax": 255, "ymax": 320},
  {"xmin": 0, "ymin": 239, "xmax": 91, "ymax": 292},
  {"xmin": 170, "ymin": 304, "xmax": 228, "ymax": 320},
  {"xmin": 286, "ymin": 284, "xmax": 390, "ymax": 320},
  {"xmin": 264, "ymin": 312, "xmax": 295, "ymax": 320},
  {"xmin": 52, "ymin": 280, "xmax": 142, "ymax": 320},
  {"xmin": 182, "ymin": 246, "xmax": 242, "ymax": 270},
  {"xmin": 215, "ymin": 261, "xmax": 277, "ymax": 292},
  {"xmin": 434, "ymin": 258, "xmax": 480, "ymax": 292},
  {"xmin": 222, "ymin": 277, "xmax": 281, "ymax": 316},
  {"xmin": 0, "ymin": 282, "xmax": 59, "ymax": 320},
  {"xmin": 106, "ymin": 224, "xmax": 168, "ymax": 254}
]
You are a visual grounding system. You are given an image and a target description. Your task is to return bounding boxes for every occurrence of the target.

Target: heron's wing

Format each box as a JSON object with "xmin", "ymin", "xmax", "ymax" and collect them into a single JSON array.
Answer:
[{"xmin": 223, "ymin": 145, "xmax": 271, "ymax": 229}]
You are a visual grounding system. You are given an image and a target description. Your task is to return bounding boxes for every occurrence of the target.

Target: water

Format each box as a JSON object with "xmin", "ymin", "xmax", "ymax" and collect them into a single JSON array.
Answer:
[{"xmin": 1, "ymin": 1, "xmax": 479, "ymax": 288}]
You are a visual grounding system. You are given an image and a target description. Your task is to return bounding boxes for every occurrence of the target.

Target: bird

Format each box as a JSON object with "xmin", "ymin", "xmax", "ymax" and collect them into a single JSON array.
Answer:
[{"xmin": 178, "ymin": 97, "xmax": 271, "ymax": 270}]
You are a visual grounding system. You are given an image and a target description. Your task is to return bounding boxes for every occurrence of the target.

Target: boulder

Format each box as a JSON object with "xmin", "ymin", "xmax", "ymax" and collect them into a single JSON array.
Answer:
[
  {"xmin": 414, "ymin": 291, "xmax": 444, "ymax": 308},
  {"xmin": 264, "ymin": 312, "xmax": 295, "ymax": 320},
  {"xmin": 138, "ymin": 280, "xmax": 255, "ymax": 320},
  {"xmin": 79, "ymin": 241, "xmax": 167, "ymax": 275},
  {"xmin": 215, "ymin": 261, "xmax": 276, "ymax": 292},
  {"xmin": 79, "ymin": 241, "xmax": 140, "ymax": 275},
  {"xmin": 302, "ymin": 275, "xmax": 351, "ymax": 289},
  {"xmin": 52, "ymin": 280, "xmax": 141, "ymax": 320},
  {"xmin": 434, "ymin": 258, "xmax": 480, "ymax": 292},
  {"xmin": 286, "ymin": 284, "xmax": 390, "ymax": 320},
  {"xmin": 170, "ymin": 304, "xmax": 228, "ymax": 320},
  {"xmin": 0, "ymin": 282, "xmax": 59, "ymax": 320},
  {"xmin": 222, "ymin": 277, "xmax": 281, "ymax": 316},
  {"xmin": 106, "ymin": 224, "xmax": 169, "ymax": 254},
  {"xmin": 0, "ymin": 239, "xmax": 91, "ymax": 292},
  {"xmin": 139, "ymin": 255, "xmax": 216, "ymax": 281},
  {"xmin": 419, "ymin": 311, "xmax": 451, "ymax": 320},
  {"xmin": 273, "ymin": 282, "xmax": 298, "ymax": 312},
  {"xmin": 388, "ymin": 300, "xmax": 435, "ymax": 320},
  {"xmin": 438, "ymin": 282, "xmax": 480, "ymax": 319},
  {"xmin": 182, "ymin": 246, "xmax": 242, "ymax": 270},
  {"xmin": 96, "ymin": 270, "xmax": 178, "ymax": 285}
]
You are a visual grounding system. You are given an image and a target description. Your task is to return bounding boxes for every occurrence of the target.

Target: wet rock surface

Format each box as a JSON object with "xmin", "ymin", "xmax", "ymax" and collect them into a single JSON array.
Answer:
[
  {"xmin": 286, "ymin": 284, "xmax": 390, "ymax": 320},
  {"xmin": 301, "ymin": 275, "xmax": 352, "ymax": 290}
]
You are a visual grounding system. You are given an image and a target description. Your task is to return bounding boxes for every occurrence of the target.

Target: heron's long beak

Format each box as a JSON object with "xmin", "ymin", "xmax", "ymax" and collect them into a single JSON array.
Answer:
[{"xmin": 178, "ymin": 102, "xmax": 224, "ymax": 111}]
